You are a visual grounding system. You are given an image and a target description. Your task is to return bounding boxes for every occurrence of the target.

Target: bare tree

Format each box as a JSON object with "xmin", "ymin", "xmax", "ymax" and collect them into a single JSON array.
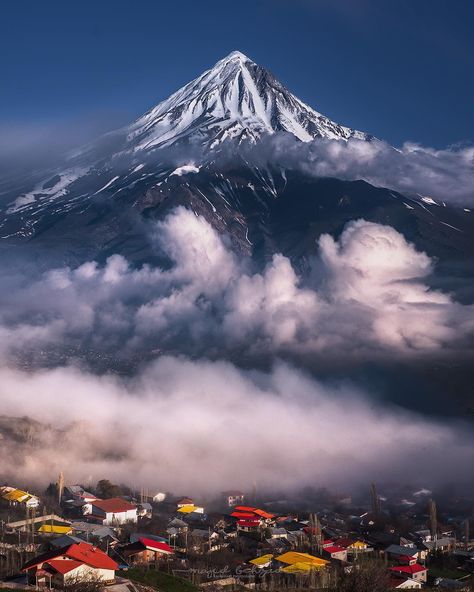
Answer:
[{"xmin": 333, "ymin": 559, "xmax": 390, "ymax": 592}]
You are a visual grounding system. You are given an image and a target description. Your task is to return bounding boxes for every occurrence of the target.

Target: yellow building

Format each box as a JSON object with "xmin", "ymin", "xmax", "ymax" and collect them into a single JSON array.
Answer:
[
  {"xmin": 276, "ymin": 551, "xmax": 329, "ymax": 571},
  {"xmin": 37, "ymin": 523, "xmax": 72, "ymax": 535},
  {"xmin": 1, "ymin": 487, "xmax": 40, "ymax": 507},
  {"xmin": 249, "ymin": 554, "xmax": 273, "ymax": 568},
  {"xmin": 281, "ymin": 562, "xmax": 313, "ymax": 573}
]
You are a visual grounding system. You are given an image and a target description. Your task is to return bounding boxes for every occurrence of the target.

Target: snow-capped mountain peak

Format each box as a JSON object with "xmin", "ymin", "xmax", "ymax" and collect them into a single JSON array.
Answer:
[{"xmin": 126, "ymin": 50, "xmax": 370, "ymax": 151}]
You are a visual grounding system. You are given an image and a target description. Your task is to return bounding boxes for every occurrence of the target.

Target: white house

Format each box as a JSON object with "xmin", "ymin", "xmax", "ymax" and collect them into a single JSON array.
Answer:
[
  {"xmin": 83, "ymin": 498, "xmax": 137, "ymax": 525},
  {"xmin": 152, "ymin": 492, "xmax": 167, "ymax": 503},
  {"xmin": 389, "ymin": 575, "xmax": 422, "ymax": 589},
  {"xmin": 222, "ymin": 491, "xmax": 245, "ymax": 507}
]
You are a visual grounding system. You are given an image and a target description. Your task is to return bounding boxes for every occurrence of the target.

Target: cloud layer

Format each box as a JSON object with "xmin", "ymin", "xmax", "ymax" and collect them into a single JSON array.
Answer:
[
  {"xmin": 1, "ymin": 356, "xmax": 473, "ymax": 493},
  {"xmin": 0, "ymin": 207, "xmax": 471, "ymax": 363},
  {"xmin": 0, "ymin": 208, "xmax": 473, "ymax": 492},
  {"xmin": 238, "ymin": 136, "xmax": 474, "ymax": 206}
]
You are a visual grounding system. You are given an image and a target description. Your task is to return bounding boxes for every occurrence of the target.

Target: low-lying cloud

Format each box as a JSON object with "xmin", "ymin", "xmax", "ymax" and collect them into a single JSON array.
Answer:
[
  {"xmin": 1, "ymin": 356, "xmax": 473, "ymax": 493},
  {"xmin": 238, "ymin": 135, "xmax": 474, "ymax": 206},
  {"xmin": 0, "ymin": 208, "xmax": 473, "ymax": 492},
  {"xmin": 0, "ymin": 207, "xmax": 472, "ymax": 363}
]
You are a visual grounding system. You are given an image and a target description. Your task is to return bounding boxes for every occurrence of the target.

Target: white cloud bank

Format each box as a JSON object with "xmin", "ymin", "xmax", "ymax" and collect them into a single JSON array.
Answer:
[
  {"xmin": 0, "ymin": 208, "xmax": 473, "ymax": 492},
  {"xmin": 1, "ymin": 356, "xmax": 473, "ymax": 493},
  {"xmin": 240, "ymin": 136, "xmax": 474, "ymax": 205},
  {"xmin": 0, "ymin": 207, "xmax": 472, "ymax": 361}
]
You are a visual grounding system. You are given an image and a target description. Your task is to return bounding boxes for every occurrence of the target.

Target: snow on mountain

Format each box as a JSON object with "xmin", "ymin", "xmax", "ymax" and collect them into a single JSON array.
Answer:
[
  {"xmin": 3, "ymin": 50, "xmax": 372, "ymax": 218},
  {"xmin": 125, "ymin": 50, "xmax": 371, "ymax": 151}
]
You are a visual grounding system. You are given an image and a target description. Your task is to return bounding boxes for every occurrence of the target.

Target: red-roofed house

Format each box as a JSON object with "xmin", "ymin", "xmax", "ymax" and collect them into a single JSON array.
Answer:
[
  {"xmin": 121, "ymin": 537, "xmax": 174, "ymax": 565},
  {"xmin": 232, "ymin": 506, "xmax": 274, "ymax": 524},
  {"xmin": 22, "ymin": 542, "xmax": 118, "ymax": 588},
  {"xmin": 389, "ymin": 564, "xmax": 428, "ymax": 583},
  {"xmin": 83, "ymin": 498, "xmax": 137, "ymax": 525},
  {"xmin": 237, "ymin": 519, "xmax": 262, "ymax": 532},
  {"xmin": 234, "ymin": 506, "xmax": 258, "ymax": 512},
  {"xmin": 398, "ymin": 555, "xmax": 418, "ymax": 566},
  {"xmin": 322, "ymin": 545, "xmax": 348, "ymax": 561},
  {"xmin": 231, "ymin": 511, "xmax": 257, "ymax": 518}
]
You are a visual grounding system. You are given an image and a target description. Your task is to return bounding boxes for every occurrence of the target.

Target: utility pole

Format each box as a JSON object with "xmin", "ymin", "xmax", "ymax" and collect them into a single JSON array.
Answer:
[
  {"xmin": 57, "ymin": 471, "xmax": 64, "ymax": 505},
  {"xmin": 371, "ymin": 482, "xmax": 381, "ymax": 517},
  {"xmin": 309, "ymin": 513, "xmax": 322, "ymax": 555},
  {"xmin": 429, "ymin": 499, "xmax": 438, "ymax": 550},
  {"xmin": 465, "ymin": 519, "xmax": 470, "ymax": 550}
]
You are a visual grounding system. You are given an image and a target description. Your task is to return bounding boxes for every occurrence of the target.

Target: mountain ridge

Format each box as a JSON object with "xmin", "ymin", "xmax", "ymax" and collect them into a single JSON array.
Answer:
[
  {"xmin": 0, "ymin": 50, "xmax": 473, "ymax": 289},
  {"xmin": 124, "ymin": 50, "xmax": 371, "ymax": 151}
]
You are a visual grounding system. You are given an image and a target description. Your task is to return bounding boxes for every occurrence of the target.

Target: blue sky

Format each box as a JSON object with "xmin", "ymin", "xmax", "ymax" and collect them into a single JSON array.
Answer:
[{"xmin": 1, "ymin": 0, "xmax": 473, "ymax": 147}]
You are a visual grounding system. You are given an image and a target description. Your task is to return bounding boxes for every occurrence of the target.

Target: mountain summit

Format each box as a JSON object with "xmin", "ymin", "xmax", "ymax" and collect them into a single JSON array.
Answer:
[
  {"xmin": 1, "ymin": 49, "xmax": 472, "ymax": 285},
  {"xmin": 125, "ymin": 50, "xmax": 370, "ymax": 151}
]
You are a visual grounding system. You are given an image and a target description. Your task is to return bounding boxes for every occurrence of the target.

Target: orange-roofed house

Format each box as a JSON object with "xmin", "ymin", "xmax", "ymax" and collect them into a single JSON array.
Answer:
[
  {"xmin": 232, "ymin": 506, "xmax": 275, "ymax": 524},
  {"xmin": 22, "ymin": 542, "xmax": 118, "ymax": 588}
]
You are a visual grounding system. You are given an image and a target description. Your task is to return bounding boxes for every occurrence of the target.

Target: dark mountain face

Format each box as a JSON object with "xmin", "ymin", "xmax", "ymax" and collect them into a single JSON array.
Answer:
[{"xmin": 2, "ymin": 161, "xmax": 473, "ymax": 299}]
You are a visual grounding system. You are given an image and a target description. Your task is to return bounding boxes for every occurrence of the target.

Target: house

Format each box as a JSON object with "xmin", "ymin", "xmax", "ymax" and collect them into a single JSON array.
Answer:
[
  {"xmin": 71, "ymin": 522, "xmax": 117, "ymax": 543},
  {"xmin": 63, "ymin": 485, "xmax": 97, "ymax": 503},
  {"xmin": 22, "ymin": 542, "xmax": 118, "ymax": 588},
  {"xmin": 177, "ymin": 497, "xmax": 194, "ymax": 509},
  {"xmin": 7, "ymin": 514, "xmax": 68, "ymax": 533},
  {"xmin": 269, "ymin": 527, "xmax": 288, "ymax": 539},
  {"xmin": 177, "ymin": 504, "xmax": 205, "ymax": 515},
  {"xmin": 237, "ymin": 518, "xmax": 261, "ymax": 532},
  {"xmin": 222, "ymin": 490, "xmax": 245, "ymax": 507},
  {"xmin": 334, "ymin": 537, "xmax": 371, "ymax": 553},
  {"xmin": 322, "ymin": 544, "xmax": 348, "ymax": 561},
  {"xmin": 36, "ymin": 519, "xmax": 72, "ymax": 536},
  {"xmin": 188, "ymin": 529, "xmax": 220, "ymax": 552},
  {"xmin": 423, "ymin": 537, "xmax": 456, "ymax": 553},
  {"xmin": 232, "ymin": 506, "xmax": 275, "ymax": 525},
  {"xmin": 50, "ymin": 535, "xmax": 85, "ymax": 549},
  {"xmin": 434, "ymin": 577, "xmax": 472, "ymax": 590},
  {"xmin": 389, "ymin": 564, "xmax": 428, "ymax": 584},
  {"xmin": 82, "ymin": 498, "xmax": 137, "ymax": 525},
  {"xmin": 121, "ymin": 537, "xmax": 173, "ymax": 565},
  {"xmin": 152, "ymin": 492, "xmax": 166, "ymax": 503},
  {"xmin": 137, "ymin": 502, "xmax": 153, "ymax": 518},
  {"xmin": 249, "ymin": 554, "xmax": 273, "ymax": 568},
  {"xmin": 168, "ymin": 517, "xmax": 188, "ymax": 532},
  {"xmin": 265, "ymin": 537, "xmax": 292, "ymax": 554},
  {"xmin": 389, "ymin": 574, "xmax": 422, "ymax": 589},
  {"xmin": 1, "ymin": 486, "xmax": 40, "ymax": 508},
  {"xmin": 385, "ymin": 544, "xmax": 421, "ymax": 562}
]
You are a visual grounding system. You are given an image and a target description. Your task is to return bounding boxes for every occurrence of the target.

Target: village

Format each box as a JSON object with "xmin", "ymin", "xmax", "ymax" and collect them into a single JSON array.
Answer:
[{"xmin": 0, "ymin": 478, "xmax": 473, "ymax": 592}]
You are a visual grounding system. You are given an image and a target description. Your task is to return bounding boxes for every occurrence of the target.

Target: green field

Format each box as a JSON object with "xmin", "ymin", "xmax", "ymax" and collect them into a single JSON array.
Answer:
[{"xmin": 119, "ymin": 568, "xmax": 199, "ymax": 592}]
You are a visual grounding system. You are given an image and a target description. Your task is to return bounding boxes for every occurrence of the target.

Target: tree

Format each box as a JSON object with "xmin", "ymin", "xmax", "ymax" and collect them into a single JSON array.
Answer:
[
  {"xmin": 63, "ymin": 573, "xmax": 105, "ymax": 592},
  {"xmin": 333, "ymin": 559, "xmax": 390, "ymax": 592},
  {"xmin": 96, "ymin": 479, "xmax": 123, "ymax": 499}
]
